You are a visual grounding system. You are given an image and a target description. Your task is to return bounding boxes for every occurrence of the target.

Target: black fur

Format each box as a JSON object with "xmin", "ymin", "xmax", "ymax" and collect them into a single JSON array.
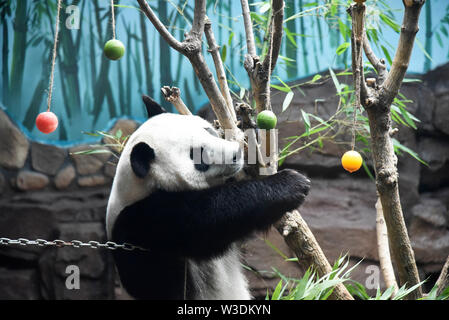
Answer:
[
  {"xmin": 130, "ymin": 142, "xmax": 155, "ymax": 178},
  {"xmin": 111, "ymin": 169, "xmax": 310, "ymax": 299},
  {"xmin": 142, "ymin": 95, "xmax": 166, "ymax": 118}
]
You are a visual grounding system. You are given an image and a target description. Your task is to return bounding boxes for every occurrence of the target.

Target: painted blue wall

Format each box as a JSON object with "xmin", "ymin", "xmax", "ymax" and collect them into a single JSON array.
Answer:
[{"xmin": 0, "ymin": 0, "xmax": 448, "ymax": 143}]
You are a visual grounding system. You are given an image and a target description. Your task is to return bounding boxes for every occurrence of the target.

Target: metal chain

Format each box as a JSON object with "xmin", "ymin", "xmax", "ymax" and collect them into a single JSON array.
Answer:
[{"xmin": 0, "ymin": 237, "xmax": 148, "ymax": 252}]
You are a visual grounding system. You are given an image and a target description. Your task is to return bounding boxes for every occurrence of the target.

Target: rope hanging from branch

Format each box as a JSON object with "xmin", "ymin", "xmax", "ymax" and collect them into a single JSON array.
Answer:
[
  {"xmin": 46, "ymin": 0, "xmax": 62, "ymax": 112},
  {"xmin": 111, "ymin": 0, "xmax": 116, "ymax": 39}
]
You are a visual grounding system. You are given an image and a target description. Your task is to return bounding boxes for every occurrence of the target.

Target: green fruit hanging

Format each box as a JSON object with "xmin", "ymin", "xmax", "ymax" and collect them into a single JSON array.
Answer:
[
  {"xmin": 257, "ymin": 110, "xmax": 277, "ymax": 130},
  {"xmin": 104, "ymin": 39, "xmax": 125, "ymax": 60}
]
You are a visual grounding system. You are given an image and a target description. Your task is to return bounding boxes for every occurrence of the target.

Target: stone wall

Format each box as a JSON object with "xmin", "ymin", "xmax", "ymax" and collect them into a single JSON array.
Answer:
[
  {"xmin": 0, "ymin": 114, "xmax": 139, "ymax": 299},
  {"xmin": 1, "ymin": 63, "xmax": 448, "ymax": 299}
]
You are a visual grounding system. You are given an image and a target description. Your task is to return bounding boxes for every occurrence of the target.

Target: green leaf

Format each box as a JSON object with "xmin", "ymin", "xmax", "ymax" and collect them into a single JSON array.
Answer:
[
  {"xmin": 329, "ymin": 67, "xmax": 342, "ymax": 94},
  {"xmin": 381, "ymin": 45, "xmax": 392, "ymax": 65},
  {"xmin": 271, "ymin": 280, "xmax": 283, "ymax": 300},
  {"xmin": 392, "ymin": 138, "xmax": 428, "ymax": 165},
  {"xmin": 336, "ymin": 42, "xmax": 350, "ymax": 56},
  {"xmin": 311, "ymin": 74, "xmax": 322, "ymax": 83},
  {"xmin": 301, "ymin": 110, "xmax": 310, "ymax": 134},
  {"xmin": 239, "ymin": 88, "xmax": 246, "ymax": 100},
  {"xmin": 221, "ymin": 44, "xmax": 227, "ymax": 63},
  {"xmin": 282, "ymin": 91, "xmax": 294, "ymax": 112}
]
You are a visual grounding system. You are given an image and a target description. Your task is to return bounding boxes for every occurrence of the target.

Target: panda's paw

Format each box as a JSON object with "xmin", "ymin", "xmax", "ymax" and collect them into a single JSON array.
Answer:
[{"xmin": 272, "ymin": 169, "xmax": 311, "ymax": 205}]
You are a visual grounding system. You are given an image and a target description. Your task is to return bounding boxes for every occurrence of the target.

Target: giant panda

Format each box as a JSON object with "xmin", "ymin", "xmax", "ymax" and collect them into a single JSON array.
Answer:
[{"xmin": 106, "ymin": 95, "xmax": 310, "ymax": 300}]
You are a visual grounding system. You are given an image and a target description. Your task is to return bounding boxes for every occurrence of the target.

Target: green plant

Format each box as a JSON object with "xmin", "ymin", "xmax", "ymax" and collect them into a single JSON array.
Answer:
[{"xmin": 71, "ymin": 129, "xmax": 130, "ymax": 162}]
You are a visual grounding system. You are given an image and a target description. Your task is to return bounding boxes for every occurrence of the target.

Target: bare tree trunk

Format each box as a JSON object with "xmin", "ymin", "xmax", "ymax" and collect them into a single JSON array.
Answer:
[
  {"xmin": 435, "ymin": 256, "xmax": 449, "ymax": 296},
  {"xmin": 376, "ymin": 198, "xmax": 398, "ymax": 296},
  {"xmin": 349, "ymin": 0, "xmax": 425, "ymax": 300}
]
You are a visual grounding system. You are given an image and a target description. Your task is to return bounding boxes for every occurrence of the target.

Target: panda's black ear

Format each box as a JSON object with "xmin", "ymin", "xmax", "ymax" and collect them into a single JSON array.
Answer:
[
  {"xmin": 142, "ymin": 95, "xmax": 166, "ymax": 118},
  {"xmin": 130, "ymin": 142, "xmax": 155, "ymax": 178}
]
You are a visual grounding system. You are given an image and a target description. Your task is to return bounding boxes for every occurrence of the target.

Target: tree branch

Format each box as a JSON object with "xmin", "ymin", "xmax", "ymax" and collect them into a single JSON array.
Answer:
[
  {"xmin": 136, "ymin": 0, "xmax": 184, "ymax": 53},
  {"xmin": 240, "ymin": 0, "xmax": 257, "ymax": 56},
  {"xmin": 435, "ymin": 256, "xmax": 449, "ymax": 296},
  {"xmin": 189, "ymin": 0, "xmax": 206, "ymax": 38},
  {"xmin": 204, "ymin": 18, "xmax": 237, "ymax": 122},
  {"xmin": 275, "ymin": 210, "xmax": 354, "ymax": 300},
  {"xmin": 349, "ymin": 1, "xmax": 424, "ymax": 299},
  {"xmin": 381, "ymin": 0, "xmax": 425, "ymax": 104},
  {"xmin": 376, "ymin": 198, "xmax": 398, "ymax": 296},
  {"xmin": 262, "ymin": 0, "xmax": 284, "ymax": 72},
  {"xmin": 363, "ymin": 34, "xmax": 388, "ymax": 85},
  {"xmin": 137, "ymin": 0, "xmax": 239, "ymax": 135},
  {"xmin": 161, "ymin": 86, "xmax": 192, "ymax": 115}
]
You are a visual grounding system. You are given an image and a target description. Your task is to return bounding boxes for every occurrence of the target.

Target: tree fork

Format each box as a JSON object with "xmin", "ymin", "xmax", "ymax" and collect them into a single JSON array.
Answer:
[{"xmin": 350, "ymin": 0, "xmax": 425, "ymax": 299}]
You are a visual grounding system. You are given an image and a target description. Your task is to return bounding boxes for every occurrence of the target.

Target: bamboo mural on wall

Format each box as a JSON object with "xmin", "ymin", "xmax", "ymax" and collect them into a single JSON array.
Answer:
[{"xmin": 0, "ymin": 0, "xmax": 448, "ymax": 142}]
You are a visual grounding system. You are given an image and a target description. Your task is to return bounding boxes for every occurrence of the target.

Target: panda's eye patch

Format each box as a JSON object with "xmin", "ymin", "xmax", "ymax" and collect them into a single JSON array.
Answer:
[
  {"xmin": 204, "ymin": 127, "xmax": 219, "ymax": 137},
  {"xmin": 190, "ymin": 146, "xmax": 210, "ymax": 172}
]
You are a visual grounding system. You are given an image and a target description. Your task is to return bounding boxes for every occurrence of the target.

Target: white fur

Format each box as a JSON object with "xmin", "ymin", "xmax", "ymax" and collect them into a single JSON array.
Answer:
[{"xmin": 106, "ymin": 113, "xmax": 249, "ymax": 300}]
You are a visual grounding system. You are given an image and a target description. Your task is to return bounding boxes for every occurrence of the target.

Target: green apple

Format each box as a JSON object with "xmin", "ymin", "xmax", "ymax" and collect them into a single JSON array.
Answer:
[
  {"xmin": 257, "ymin": 110, "xmax": 277, "ymax": 129},
  {"xmin": 104, "ymin": 39, "xmax": 125, "ymax": 60}
]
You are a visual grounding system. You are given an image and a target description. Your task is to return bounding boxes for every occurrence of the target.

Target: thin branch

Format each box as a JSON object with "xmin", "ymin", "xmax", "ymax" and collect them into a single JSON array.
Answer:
[
  {"xmin": 240, "ymin": 0, "xmax": 257, "ymax": 56},
  {"xmin": 363, "ymin": 34, "xmax": 388, "ymax": 85},
  {"xmin": 136, "ymin": 0, "xmax": 184, "ymax": 53},
  {"xmin": 347, "ymin": 4, "xmax": 369, "ymax": 104},
  {"xmin": 137, "ymin": 0, "xmax": 238, "ymax": 135},
  {"xmin": 161, "ymin": 86, "xmax": 192, "ymax": 115},
  {"xmin": 262, "ymin": 0, "xmax": 284, "ymax": 72},
  {"xmin": 204, "ymin": 18, "xmax": 237, "ymax": 122},
  {"xmin": 189, "ymin": 0, "xmax": 206, "ymax": 38},
  {"xmin": 376, "ymin": 198, "xmax": 399, "ymax": 296},
  {"xmin": 381, "ymin": 0, "xmax": 425, "ymax": 104},
  {"xmin": 435, "ymin": 256, "xmax": 449, "ymax": 296}
]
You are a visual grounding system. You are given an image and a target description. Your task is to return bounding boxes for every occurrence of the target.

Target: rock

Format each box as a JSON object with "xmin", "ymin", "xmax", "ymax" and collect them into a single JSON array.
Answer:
[
  {"xmin": 418, "ymin": 137, "xmax": 449, "ymax": 190},
  {"xmin": 16, "ymin": 170, "xmax": 49, "ymax": 191},
  {"xmin": 411, "ymin": 198, "xmax": 448, "ymax": 228},
  {"xmin": 54, "ymin": 165, "xmax": 76, "ymax": 190},
  {"xmin": 38, "ymin": 222, "xmax": 114, "ymax": 300},
  {"xmin": 77, "ymin": 175, "xmax": 107, "ymax": 187},
  {"xmin": 242, "ymin": 227, "xmax": 302, "ymax": 299},
  {"xmin": 0, "ymin": 171, "xmax": 5, "ymax": 194},
  {"xmin": 31, "ymin": 142, "xmax": 67, "ymax": 175},
  {"xmin": 70, "ymin": 145, "xmax": 111, "ymax": 175},
  {"xmin": 104, "ymin": 161, "xmax": 117, "ymax": 178},
  {"xmin": 0, "ymin": 199, "xmax": 58, "ymax": 259},
  {"xmin": 410, "ymin": 218, "xmax": 449, "ymax": 264},
  {"xmin": 433, "ymin": 93, "xmax": 449, "ymax": 136},
  {"xmin": 396, "ymin": 126, "xmax": 421, "ymax": 214},
  {"xmin": 0, "ymin": 109, "xmax": 29, "ymax": 169},
  {"xmin": 423, "ymin": 63, "xmax": 449, "ymax": 96},
  {"xmin": 299, "ymin": 177, "xmax": 378, "ymax": 262},
  {"xmin": 0, "ymin": 268, "xmax": 40, "ymax": 299}
]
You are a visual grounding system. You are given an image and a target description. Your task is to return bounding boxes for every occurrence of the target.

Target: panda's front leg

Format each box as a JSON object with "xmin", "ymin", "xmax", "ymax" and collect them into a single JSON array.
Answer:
[{"xmin": 120, "ymin": 169, "xmax": 310, "ymax": 259}]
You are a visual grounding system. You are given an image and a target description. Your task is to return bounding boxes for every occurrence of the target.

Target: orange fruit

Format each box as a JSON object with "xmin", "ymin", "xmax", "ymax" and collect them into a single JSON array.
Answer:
[{"xmin": 341, "ymin": 150, "xmax": 363, "ymax": 173}]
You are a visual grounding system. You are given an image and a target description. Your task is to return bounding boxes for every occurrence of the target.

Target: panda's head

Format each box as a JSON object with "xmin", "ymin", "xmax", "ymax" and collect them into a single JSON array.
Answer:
[{"xmin": 113, "ymin": 95, "xmax": 242, "ymax": 194}]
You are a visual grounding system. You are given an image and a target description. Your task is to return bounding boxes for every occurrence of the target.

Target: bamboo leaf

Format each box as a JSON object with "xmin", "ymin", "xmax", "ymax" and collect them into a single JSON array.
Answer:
[{"xmin": 282, "ymin": 91, "xmax": 294, "ymax": 112}]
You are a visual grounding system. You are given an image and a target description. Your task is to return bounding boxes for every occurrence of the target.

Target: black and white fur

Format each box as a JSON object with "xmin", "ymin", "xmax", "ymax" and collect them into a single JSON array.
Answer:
[{"xmin": 106, "ymin": 96, "xmax": 310, "ymax": 300}]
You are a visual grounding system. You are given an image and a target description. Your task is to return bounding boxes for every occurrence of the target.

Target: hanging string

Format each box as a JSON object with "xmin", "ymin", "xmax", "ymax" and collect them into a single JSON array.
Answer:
[
  {"xmin": 111, "ymin": 0, "xmax": 116, "ymax": 39},
  {"xmin": 46, "ymin": 0, "xmax": 62, "ymax": 112},
  {"xmin": 351, "ymin": 12, "xmax": 363, "ymax": 151}
]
